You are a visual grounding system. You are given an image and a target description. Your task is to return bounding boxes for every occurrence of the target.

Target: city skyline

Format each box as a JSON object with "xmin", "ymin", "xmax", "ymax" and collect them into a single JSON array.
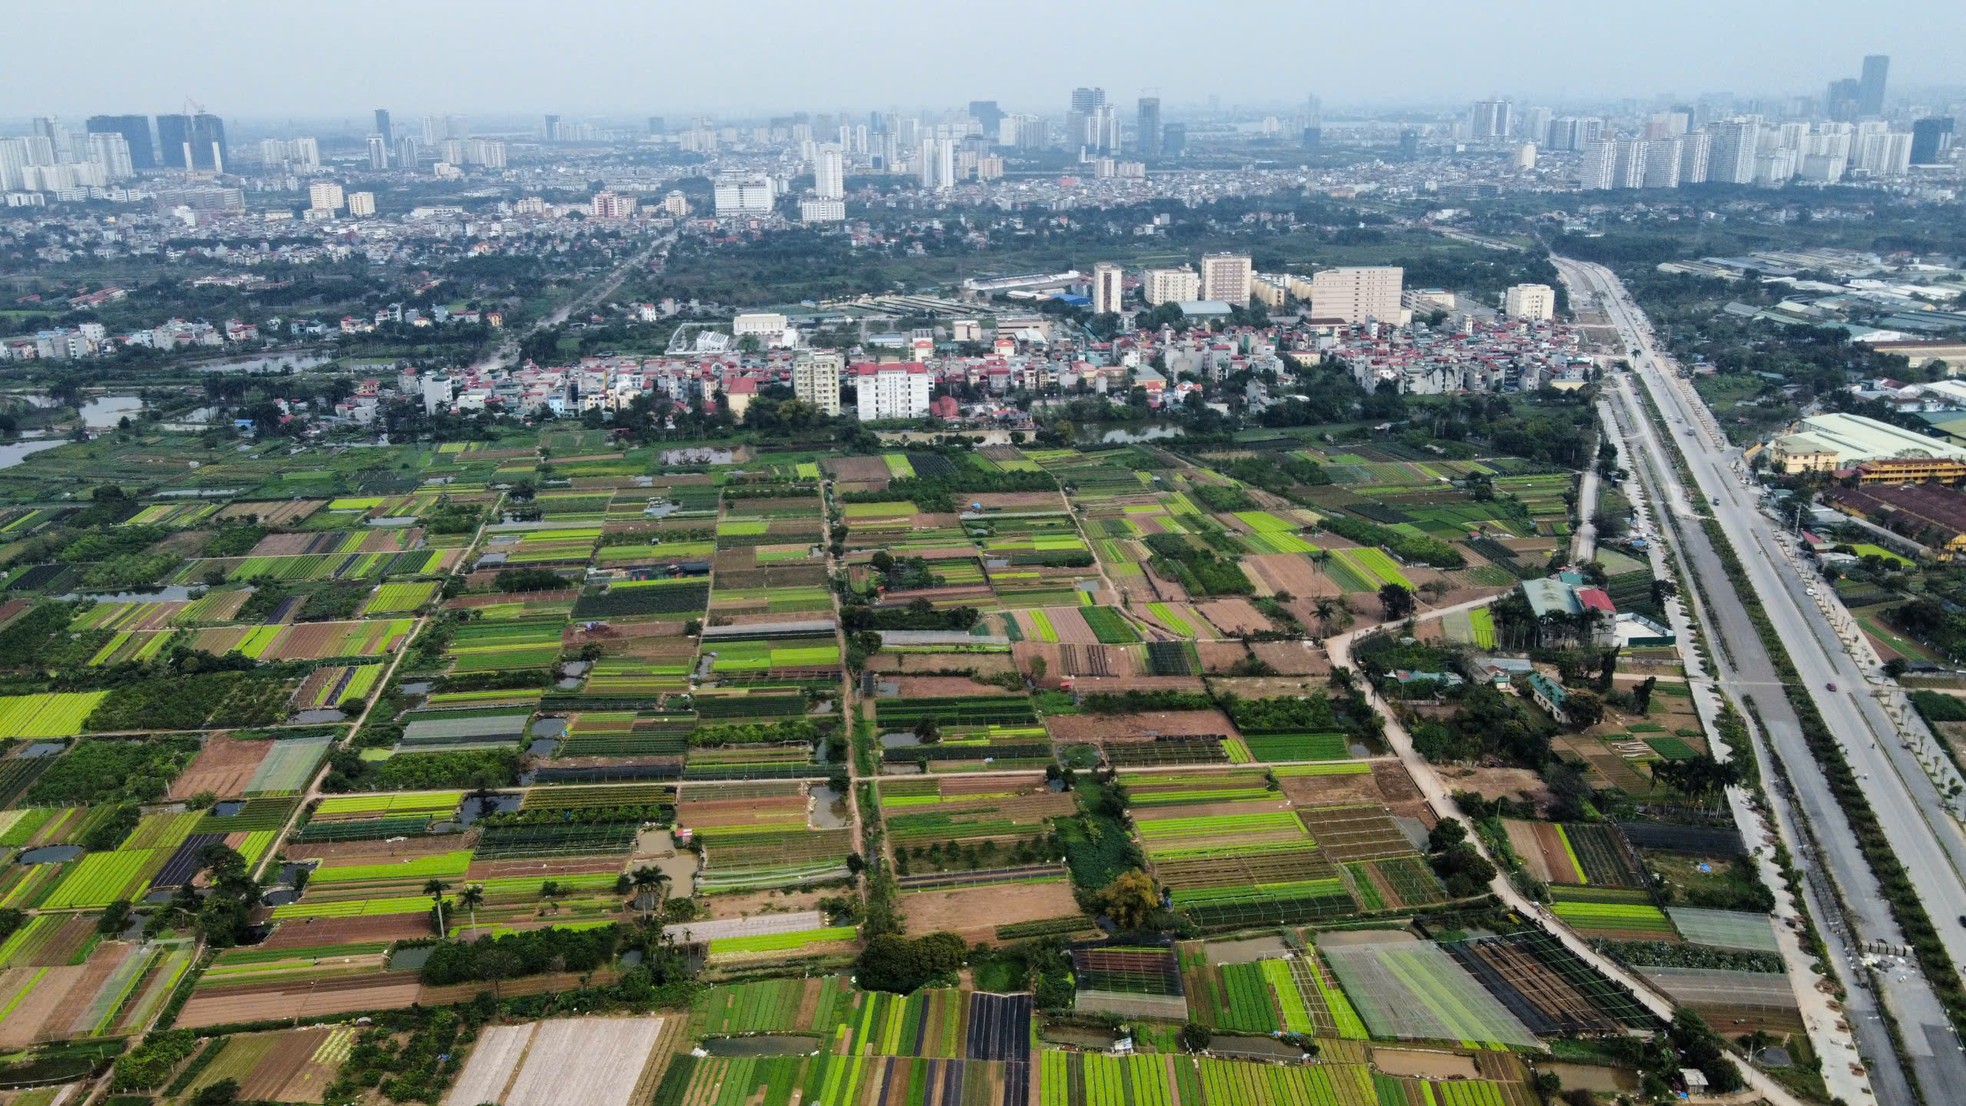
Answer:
[{"xmin": 2, "ymin": 0, "xmax": 1961, "ymax": 118}]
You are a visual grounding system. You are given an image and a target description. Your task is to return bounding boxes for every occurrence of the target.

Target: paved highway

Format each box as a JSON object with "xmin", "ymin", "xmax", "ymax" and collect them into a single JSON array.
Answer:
[{"xmin": 1558, "ymin": 256, "xmax": 1966, "ymax": 1098}]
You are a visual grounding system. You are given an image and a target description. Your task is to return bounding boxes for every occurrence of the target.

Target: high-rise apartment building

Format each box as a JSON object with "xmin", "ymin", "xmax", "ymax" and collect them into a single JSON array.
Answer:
[
  {"xmin": 1912, "ymin": 118, "xmax": 1955, "ymax": 164},
  {"xmin": 1504, "ymin": 284, "xmax": 1556, "ymax": 320},
  {"xmin": 308, "ymin": 182, "xmax": 344, "ymax": 211},
  {"xmin": 347, "ymin": 192, "xmax": 376, "ymax": 217},
  {"xmin": 1143, "ymin": 268, "xmax": 1200, "ymax": 306},
  {"xmin": 85, "ymin": 133, "xmax": 134, "ymax": 179},
  {"xmin": 373, "ymin": 109, "xmax": 392, "ymax": 151},
  {"xmin": 86, "ymin": 115, "xmax": 155, "ymax": 170},
  {"xmin": 1198, "ymin": 253, "xmax": 1252, "ymax": 304},
  {"xmin": 713, "ymin": 175, "xmax": 776, "ymax": 216},
  {"xmin": 1858, "ymin": 55, "xmax": 1890, "ymax": 117},
  {"xmin": 1467, "ymin": 100, "xmax": 1514, "ymax": 140},
  {"xmin": 1643, "ymin": 138, "xmax": 1684, "ymax": 188},
  {"xmin": 853, "ymin": 362, "xmax": 931, "ymax": 421},
  {"xmin": 156, "ymin": 113, "xmax": 226, "ymax": 172},
  {"xmin": 1067, "ymin": 87, "xmax": 1106, "ymax": 151},
  {"xmin": 395, "ymin": 137, "xmax": 420, "ymax": 168},
  {"xmin": 814, "ymin": 145, "xmax": 844, "ymax": 200},
  {"xmin": 1091, "ymin": 262, "xmax": 1125, "ymax": 316},
  {"xmin": 794, "ymin": 351, "xmax": 843, "ymax": 416},
  {"xmin": 543, "ymin": 114, "xmax": 561, "ymax": 142},
  {"xmin": 590, "ymin": 191, "xmax": 635, "ymax": 219},
  {"xmin": 1611, "ymin": 138, "xmax": 1649, "ymax": 189},
  {"xmin": 1705, "ymin": 120, "xmax": 1760, "ymax": 184},
  {"xmin": 1545, "ymin": 116, "xmax": 1602, "ymax": 152},
  {"xmin": 967, "ymin": 101, "xmax": 1003, "ymax": 138},
  {"xmin": 1309, "ymin": 267, "xmax": 1403, "ymax": 324},
  {"xmin": 1679, "ymin": 132, "xmax": 1713, "ymax": 183},
  {"xmin": 1136, "ymin": 97, "xmax": 1162, "ymax": 157},
  {"xmin": 367, "ymin": 134, "xmax": 388, "ymax": 170}
]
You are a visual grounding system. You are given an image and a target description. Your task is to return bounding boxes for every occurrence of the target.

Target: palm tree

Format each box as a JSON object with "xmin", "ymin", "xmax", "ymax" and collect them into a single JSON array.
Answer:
[
  {"xmin": 423, "ymin": 879, "xmax": 450, "ymax": 936},
  {"xmin": 1313, "ymin": 596, "xmax": 1340, "ymax": 636},
  {"xmin": 631, "ymin": 866, "xmax": 671, "ymax": 921},
  {"xmin": 458, "ymin": 884, "xmax": 485, "ymax": 936}
]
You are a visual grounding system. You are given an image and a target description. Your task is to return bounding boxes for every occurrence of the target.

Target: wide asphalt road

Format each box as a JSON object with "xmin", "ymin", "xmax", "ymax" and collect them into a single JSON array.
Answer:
[{"xmin": 1558, "ymin": 256, "xmax": 1966, "ymax": 1100}]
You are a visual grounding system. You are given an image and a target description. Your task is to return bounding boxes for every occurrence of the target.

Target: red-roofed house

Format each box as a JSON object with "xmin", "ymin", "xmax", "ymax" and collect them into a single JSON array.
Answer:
[{"xmin": 723, "ymin": 375, "xmax": 758, "ymax": 422}]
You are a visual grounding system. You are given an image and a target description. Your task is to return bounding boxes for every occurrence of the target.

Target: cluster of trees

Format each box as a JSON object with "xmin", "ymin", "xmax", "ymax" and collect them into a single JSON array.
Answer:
[
  {"xmin": 420, "ymin": 924, "xmax": 622, "ymax": 991},
  {"xmin": 1410, "ymin": 684, "xmax": 1555, "ymax": 767},
  {"xmin": 841, "ymin": 597, "xmax": 980, "ymax": 633},
  {"xmin": 1425, "ymin": 817, "xmax": 1498, "ymax": 899},
  {"xmin": 323, "ymin": 746, "xmax": 519, "ymax": 793},
  {"xmin": 855, "ymin": 931, "xmax": 968, "ymax": 994}
]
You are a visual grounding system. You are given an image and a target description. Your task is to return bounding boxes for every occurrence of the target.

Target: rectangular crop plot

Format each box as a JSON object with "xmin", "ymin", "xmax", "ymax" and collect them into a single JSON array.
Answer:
[
  {"xmin": 1296, "ymin": 805, "xmax": 1416, "ymax": 863},
  {"xmin": 1667, "ymin": 907, "xmax": 1780, "ymax": 953},
  {"xmin": 499, "ymin": 1017, "xmax": 664, "ymax": 1106},
  {"xmin": 1320, "ymin": 938, "xmax": 1540, "ymax": 1047},
  {"xmin": 1559, "ymin": 823, "xmax": 1647, "ymax": 888}
]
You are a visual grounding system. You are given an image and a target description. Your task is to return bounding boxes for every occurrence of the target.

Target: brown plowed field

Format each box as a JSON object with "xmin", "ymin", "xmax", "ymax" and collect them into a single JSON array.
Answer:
[
  {"xmin": 1245, "ymin": 553, "xmax": 1343, "ymax": 599},
  {"xmin": 1046, "ymin": 709, "xmax": 1234, "ymax": 743},
  {"xmin": 1503, "ymin": 819, "xmax": 1581, "ymax": 884},
  {"xmin": 1251, "ymin": 641, "xmax": 1328, "ymax": 676},
  {"xmin": 891, "ymin": 676, "xmax": 1009, "ymax": 698},
  {"xmin": 176, "ymin": 974, "xmax": 424, "ymax": 1029},
  {"xmin": 261, "ymin": 914, "xmax": 434, "ymax": 948},
  {"xmin": 1196, "ymin": 599, "xmax": 1270, "ymax": 636},
  {"xmin": 171, "ymin": 735, "xmax": 272, "ymax": 799},
  {"xmin": 900, "ymin": 881, "xmax": 1081, "ymax": 943},
  {"xmin": 0, "ymin": 965, "xmax": 84, "ymax": 1047}
]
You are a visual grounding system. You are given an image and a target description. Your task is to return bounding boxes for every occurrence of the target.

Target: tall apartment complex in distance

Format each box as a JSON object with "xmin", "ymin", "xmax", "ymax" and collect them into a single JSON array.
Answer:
[
  {"xmin": 1091, "ymin": 262, "xmax": 1124, "ymax": 316},
  {"xmin": 1198, "ymin": 253, "xmax": 1252, "ymax": 304},
  {"xmin": 1310, "ymin": 267, "xmax": 1404, "ymax": 324},
  {"xmin": 814, "ymin": 146, "xmax": 845, "ymax": 201},
  {"xmin": 84, "ymin": 115, "xmax": 155, "ymax": 169},
  {"xmin": 156, "ymin": 113, "xmax": 226, "ymax": 171},
  {"xmin": 1135, "ymin": 97, "xmax": 1161, "ymax": 158},
  {"xmin": 853, "ymin": 362, "xmax": 931, "ymax": 421},
  {"xmin": 1143, "ymin": 268, "xmax": 1199, "ymax": 306},
  {"xmin": 714, "ymin": 175, "xmax": 776, "ymax": 216},
  {"xmin": 794, "ymin": 351, "xmax": 843, "ymax": 416}
]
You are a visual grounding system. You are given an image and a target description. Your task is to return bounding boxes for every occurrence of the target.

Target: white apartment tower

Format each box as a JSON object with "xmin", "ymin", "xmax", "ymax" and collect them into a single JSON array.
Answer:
[
  {"xmin": 853, "ymin": 362, "xmax": 931, "ymax": 421},
  {"xmin": 794, "ymin": 351, "xmax": 843, "ymax": 416},
  {"xmin": 1091, "ymin": 262, "xmax": 1125, "ymax": 316},
  {"xmin": 1198, "ymin": 253, "xmax": 1252, "ymax": 304},
  {"xmin": 347, "ymin": 192, "xmax": 376, "ymax": 217},
  {"xmin": 1579, "ymin": 139, "xmax": 1616, "ymax": 190},
  {"xmin": 1309, "ymin": 267, "xmax": 1404, "ymax": 324},
  {"xmin": 1706, "ymin": 120, "xmax": 1760, "ymax": 185},
  {"xmin": 308, "ymin": 182, "xmax": 345, "ymax": 211},
  {"xmin": 1143, "ymin": 268, "xmax": 1200, "ymax": 306},
  {"xmin": 1504, "ymin": 284, "xmax": 1556, "ymax": 320},
  {"xmin": 815, "ymin": 145, "xmax": 845, "ymax": 200},
  {"xmin": 713, "ymin": 175, "xmax": 776, "ymax": 216}
]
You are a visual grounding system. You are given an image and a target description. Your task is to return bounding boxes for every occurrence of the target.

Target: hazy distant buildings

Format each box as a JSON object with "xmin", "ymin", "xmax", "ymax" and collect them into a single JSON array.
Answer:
[
  {"xmin": 347, "ymin": 191, "xmax": 375, "ymax": 217},
  {"xmin": 799, "ymin": 199, "xmax": 845, "ymax": 224},
  {"xmin": 367, "ymin": 134, "xmax": 388, "ymax": 170},
  {"xmin": 1545, "ymin": 116, "xmax": 1601, "ymax": 152},
  {"xmin": 1912, "ymin": 117, "xmax": 1954, "ymax": 164},
  {"xmin": 85, "ymin": 115, "xmax": 155, "ymax": 169},
  {"xmin": 1136, "ymin": 97, "xmax": 1162, "ymax": 157},
  {"xmin": 85, "ymin": 133, "xmax": 134, "ymax": 180},
  {"xmin": 1859, "ymin": 54, "xmax": 1890, "ymax": 116},
  {"xmin": 157, "ymin": 112, "xmax": 226, "ymax": 172},
  {"xmin": 1467, "ymin": 99, "xmax": 1514, "ymax": 140},
  {"xmin": 1198, "ymin": 253, "xmax": 1252, "ymax": 304},
  {"xmin": 373, "ymin": 108, "xmax": 393, "ymax": 150}
]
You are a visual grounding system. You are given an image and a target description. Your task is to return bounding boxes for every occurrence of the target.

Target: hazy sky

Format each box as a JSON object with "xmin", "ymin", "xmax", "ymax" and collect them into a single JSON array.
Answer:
[{"xmin": 5, "ymin": 0, "xmax": 1961, "ymax": 119}]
